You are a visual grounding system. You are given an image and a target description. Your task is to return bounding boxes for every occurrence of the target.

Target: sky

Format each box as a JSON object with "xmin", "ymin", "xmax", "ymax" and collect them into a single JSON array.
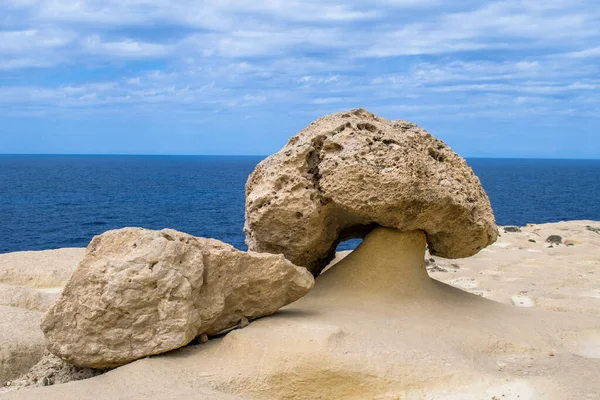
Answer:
[{"xmin": 0, "ymin": 0, "xmax": 599, "ymax": 158}]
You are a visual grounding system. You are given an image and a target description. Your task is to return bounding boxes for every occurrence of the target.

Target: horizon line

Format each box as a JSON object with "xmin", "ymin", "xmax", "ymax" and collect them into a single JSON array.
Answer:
[{"xmin": 1, "ymin": 153, "xmax": 600, "ymax": 161}]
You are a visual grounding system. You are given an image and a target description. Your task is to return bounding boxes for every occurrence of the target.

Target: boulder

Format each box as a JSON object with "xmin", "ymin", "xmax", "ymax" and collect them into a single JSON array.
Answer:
[
  {"xmin": 0, "ymin": 306, "xmax": 46, "ymax": 384},
  {"xmin": 42, "ymin": 228, "xmax": 314, "ymax": 368},
  {"xmin": 245, "ymin": 108, "xmax": 498, "ymax": 274}
]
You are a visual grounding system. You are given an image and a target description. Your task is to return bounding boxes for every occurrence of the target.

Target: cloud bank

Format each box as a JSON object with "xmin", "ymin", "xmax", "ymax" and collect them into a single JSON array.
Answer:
[{"xmin": 1, "ymin": 0, "xmax": 599, "ymax": 157}]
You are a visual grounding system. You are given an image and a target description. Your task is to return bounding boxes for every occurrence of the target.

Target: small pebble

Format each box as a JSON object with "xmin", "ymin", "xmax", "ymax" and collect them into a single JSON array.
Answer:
[
  {"xmin": 199, "ymin": 334, "xmax": 209, "ymax": 344},
  {"xmin": 239, "ymin": 317, "xmax": 250, "ymax": 328}
]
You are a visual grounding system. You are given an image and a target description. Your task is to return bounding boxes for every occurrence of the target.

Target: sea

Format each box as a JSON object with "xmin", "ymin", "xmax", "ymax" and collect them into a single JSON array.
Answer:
[{"xmin": 1, "ymin": 155, "xmax": 599, "ymax": 254}]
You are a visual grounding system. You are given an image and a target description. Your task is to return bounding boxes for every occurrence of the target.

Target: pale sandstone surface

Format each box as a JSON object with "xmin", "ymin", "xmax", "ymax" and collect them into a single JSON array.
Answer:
[
  {"xmin": 0, "ymin": 249, "xmax": 83, "ymax": 385},
  {"xmin": 0, "ymin": 307, "xmax": 45, "ymax": 384},
  {"xmin": 3, "ymin": 221, "xmax": 599, "ymax": 400},
  {"xmin": 423, "ymin": 220, "xmax": 600, "ymax": 315},
  {"xmin": 0, "ymin": 248, "xmax": 83, "ymax": 288},
  {"xmin": 0, "ymin": 284, "xmax": 58, "ymax": 313},
  {"xmin": 245, "ymin": 108, "xmax": 498, "ymax": 274},
  {"xmin": 42, "ymin": 228, "xmax": 314, "ymax": 368}
]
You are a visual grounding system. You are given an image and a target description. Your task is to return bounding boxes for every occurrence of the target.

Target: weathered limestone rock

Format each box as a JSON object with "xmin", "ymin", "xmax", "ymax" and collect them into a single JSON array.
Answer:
[
  {"xmin": 3, "ymin": 351, "xmax": 107, "ymax": 390},
  {"xmin": 245, "ymin": 108, "xmax": 498, "ymax": 274},
  {"xmin": 0, "ymin": 306, "xmax": 46, "ymax": 384},
  {"xmin": 41, "ymin": 228, "xmax": 314, "ymax": 368},
  {"xmin": 0, "ymin": 283, "xmax": 58, "ymax": 312},
  {"xmin": 0, "ymin": 248, "xmax": 83, "ymax": 288}
]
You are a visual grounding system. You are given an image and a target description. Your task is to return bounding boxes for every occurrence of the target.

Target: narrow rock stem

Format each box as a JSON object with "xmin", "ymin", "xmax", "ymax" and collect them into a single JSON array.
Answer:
[{"xmin": 314, "ymin": 227, "xmax": 432, "ymax": 300}]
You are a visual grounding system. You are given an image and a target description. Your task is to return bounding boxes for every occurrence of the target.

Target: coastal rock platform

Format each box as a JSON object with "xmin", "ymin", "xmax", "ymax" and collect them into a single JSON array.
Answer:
[
  {"xmin": 1, "ymin": 220, "xmax": 600, "ymax": 399},
  {"xmin": 0, "ymin": 248, "xmax": 84, "ymax": 383}
]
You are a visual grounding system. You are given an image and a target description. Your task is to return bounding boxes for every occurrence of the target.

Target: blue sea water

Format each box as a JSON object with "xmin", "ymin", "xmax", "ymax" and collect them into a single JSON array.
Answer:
[{"xmin": 0, "ymin": 155, "xmax": 599, "ymax": 254}]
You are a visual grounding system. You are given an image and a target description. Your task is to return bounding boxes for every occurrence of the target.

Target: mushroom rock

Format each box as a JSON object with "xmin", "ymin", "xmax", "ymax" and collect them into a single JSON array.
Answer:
[
  {"xmin": 41, "ymin": 228, "xmax": 314, "ymax": 368},
  {"xmin": 306, "ymin": 226, "xmax": 481, "ymax": 310},
  {"xmin": 313, "ymin": 227, "xmax": 433, "ymax": 302},
  {"xmin": 245, "ymin": 108, "xmax": 498, "ymax": 275}
]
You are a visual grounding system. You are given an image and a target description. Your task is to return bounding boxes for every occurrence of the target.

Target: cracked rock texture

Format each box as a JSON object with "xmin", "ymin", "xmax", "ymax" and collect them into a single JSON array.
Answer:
[
  {"xmin": 245, "ymin": 108, "xmax": 498, "ymax": 274},
  {"xmin": 41, "ymin": 228, "xmax": 314, "ymax": 368}
]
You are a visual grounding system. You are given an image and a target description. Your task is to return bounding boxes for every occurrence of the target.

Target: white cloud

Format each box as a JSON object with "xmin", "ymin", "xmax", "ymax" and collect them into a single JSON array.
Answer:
[
  {"xmin": 0, "ymin": 58, "xmax": 54, "ymax": 70},
  {"xmin": 432, "ymin": 82, "xmax": 598, "ymax": 94},
  {"xmin": 126, "ymin": 77, "xmax": 141, "ymax": 85},
  {"xmin": 361, "ymin": 0, "xmax": 600, "ymax": 57},
  {"xmin": 181, "ymin": 26, "xmax": 347, "ymax": 58},
  {"xmin": 563, "ymin": 46, "xmax": 600, "ymax": 58},
  {"xmin": 0, "ymin": 29, "xmax": 73, "ymax": 69},
  {"xmin": 0, "ymin": 0, "xmax": 599, "ymax": 123},
  {"xmin": 7, "ymin": 0, "xmax": 387, "ymax": 28},
  {"xmin": 82, "ymin": 36, "xmax": 170, "ymax": 58},
  {"xmin": 0, "ymin": 29, "xmax": 72, "ymax": 53},
  {"xmin": 311, "ymin": 97, "xmax": 345, "ymax": 104},
  {"xmin": 298, "ymin": 75, "xmax": 339, "ymax": 84}
]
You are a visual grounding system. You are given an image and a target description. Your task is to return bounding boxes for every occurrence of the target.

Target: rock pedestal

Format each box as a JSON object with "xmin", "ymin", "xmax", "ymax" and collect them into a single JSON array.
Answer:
[
  {"xmin": 315, "ymin": 227, "xmax": 432, "ymax": 301},
  {"xmin": 245, "ymin": 108, "xmax": 498, "ymax": 275}
]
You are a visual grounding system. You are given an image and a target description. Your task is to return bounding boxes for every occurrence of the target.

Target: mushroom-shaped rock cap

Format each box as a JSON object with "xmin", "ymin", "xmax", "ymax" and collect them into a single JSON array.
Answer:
[{"xmin": 245, "ymin": 109, "xmax": 498, "ymax": 275}]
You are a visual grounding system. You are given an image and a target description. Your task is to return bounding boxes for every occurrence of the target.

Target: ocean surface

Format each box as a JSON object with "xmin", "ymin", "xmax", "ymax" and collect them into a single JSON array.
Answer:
[{"xmin": 1, "ymin": 155, "xmax": 599, "ymax": 254}]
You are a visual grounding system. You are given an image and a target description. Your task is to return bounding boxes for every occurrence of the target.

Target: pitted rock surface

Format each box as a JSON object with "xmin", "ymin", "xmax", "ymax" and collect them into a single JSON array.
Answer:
[
  {"xmin": 245, "ymin": 108, "xmax": 498, "ymax": 274},
  {"xmin": 42, "ymin": 228, "xmax": 314, "ymax": 368}
]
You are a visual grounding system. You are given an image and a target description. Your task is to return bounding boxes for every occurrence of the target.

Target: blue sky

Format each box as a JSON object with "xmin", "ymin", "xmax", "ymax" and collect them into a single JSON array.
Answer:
[{"xmin": 0, "ymin": 1, "xmax": 599, "ymax": 158}]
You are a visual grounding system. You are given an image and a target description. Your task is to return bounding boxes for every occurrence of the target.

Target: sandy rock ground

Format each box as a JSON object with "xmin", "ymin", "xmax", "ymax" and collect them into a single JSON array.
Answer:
[
  {"xmin": 0, "ymin": 307, "xmax": 45, "ymax": 384},
  {"xmin": 424, "ymin": 220, "xmax": 600, "ymax": 315},
  {"xmin": 0, "ymin": 249, "xmax": 84, "ymax": 383},
  {"xmin": 0, "ymin": 248, "xmax": 84, "ymax": 289},
  {"xmin": 1, "ymin": 221, "xmax": 599, "ymax": 399}
]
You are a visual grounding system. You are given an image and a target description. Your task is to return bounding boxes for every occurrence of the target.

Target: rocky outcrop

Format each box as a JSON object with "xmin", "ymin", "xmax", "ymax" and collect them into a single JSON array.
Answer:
[
  {"xmin": 586, "ymin": 225, "xmax": 600, "ymax": 234},
  {"xmin": 0, "ymin": 283, "xmax": 58, "ymax": 312},
  {"xmin": 0, "ymin": 306, "xmax": 46, "ymax": 384},
  {"xmin": 245, "ymin": 108, "xmax": 498, "ymax": 274},
  {"xmin": 0, "ymin": 249, "xmax": 82, "ymax": 386},
  {"xmin": 3, "ymin": 352, "xmax": 106, "ymax": 390},
  {"xmin": 42, "ymin": 228, "xmax": 314, "ymax": 368},
  {"xmin": 0, "ymin": 248, "xmax": 83, "ymax": 288}
]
